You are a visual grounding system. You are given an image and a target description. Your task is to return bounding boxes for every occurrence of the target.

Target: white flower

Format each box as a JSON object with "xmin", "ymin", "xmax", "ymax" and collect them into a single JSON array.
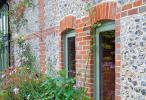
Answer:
[
  {"xmin": 14, "ymin": 33, "xmax": 18, "ymax": 38},
  {"xmin": 1, "ymin": 74, "xmax": 6, "ymax": 78},
  {"xmin": 13, "ymin": 87, "xmax": 19, "ymax": 94},
  {"xmin": 9, "ymin": 72, "xmax": 12, "ymax": 75},
  {"xmin": 27, "ymin": 94, "xmax": 31, "ymax": 100}
]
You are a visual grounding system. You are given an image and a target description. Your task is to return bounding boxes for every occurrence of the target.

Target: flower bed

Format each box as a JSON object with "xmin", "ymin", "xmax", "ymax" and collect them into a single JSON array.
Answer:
[{"xmin": 0, "ymin": 67, "xmax": 89, "ymax": 100}]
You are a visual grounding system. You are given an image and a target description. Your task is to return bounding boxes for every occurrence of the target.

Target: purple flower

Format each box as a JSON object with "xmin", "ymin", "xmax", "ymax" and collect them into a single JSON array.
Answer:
[
  {"xmin": 73, "ymin": 81, "xmax": 83, "ymax": 90},
  {"xmin": 15, "ymin": 0, "xmax": 20, "ymax": 3}
]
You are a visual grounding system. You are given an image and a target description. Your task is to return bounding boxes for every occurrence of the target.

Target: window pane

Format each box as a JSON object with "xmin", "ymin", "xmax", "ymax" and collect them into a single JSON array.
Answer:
[
  {"xmin": 100, "ymin": 30, "xmax": 115, "ymax": 100},
  {"xmin": 67, "ymin": 37, "xmax": 76, "ymax": 78},
  {"xmin": 0, "ymin": 4, "xmax": 9, "ymax": 71}
]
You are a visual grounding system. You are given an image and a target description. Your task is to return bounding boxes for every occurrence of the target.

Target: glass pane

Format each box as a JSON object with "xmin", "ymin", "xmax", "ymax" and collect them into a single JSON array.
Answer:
[
  {"xmin": 67, "ymin": 37, "xmax": 76, "ymax": 77},
  {"xmin": 100, "ymin": 30, "xmax": 115, "ymax": 100},
  {"xmin": 0, "ymin": 4, "xmax": 9, "ymax": 71}
]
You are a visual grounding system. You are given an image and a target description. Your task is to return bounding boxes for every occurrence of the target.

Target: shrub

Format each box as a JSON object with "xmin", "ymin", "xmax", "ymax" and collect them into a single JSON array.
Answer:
[
  {"xmin": 41, "ymin": 69, "xmax": 89, "ymax": 100},
  {"xmin": 0, "ymin": 67, "xmax": 89, "ymax": 100},
  {"xmin": 0, "ymin": 66, "xmax": 43, "ymax": 100}
]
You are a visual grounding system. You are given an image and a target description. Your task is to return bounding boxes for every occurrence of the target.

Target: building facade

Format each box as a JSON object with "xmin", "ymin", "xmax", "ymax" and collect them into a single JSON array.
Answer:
[{"xmin": 2, "ymin": 0, "xmax": 146, "ymax": 99}]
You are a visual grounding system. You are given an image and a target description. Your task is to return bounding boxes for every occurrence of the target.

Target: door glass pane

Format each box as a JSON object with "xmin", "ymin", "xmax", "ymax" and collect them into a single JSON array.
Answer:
[
  {"xmin": 67, "ymin": 37, "xmax": 75, "ymax": 77},
  {"xmin": 100, "ymin": 30, "xmax": 115, "ymax": 100}
]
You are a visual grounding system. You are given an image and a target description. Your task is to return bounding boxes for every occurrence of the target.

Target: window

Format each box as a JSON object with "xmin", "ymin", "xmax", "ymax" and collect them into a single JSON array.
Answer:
[
  {"xmin": 0, "ymin": 4, "xmax": 9, "ymax": 71},
  {"xmin": 64, "ymin": 31, "xmax": 76, "ymax": 78},
  {"xmin": 95, "ymin": 22, "xmax": 115, "ymax": 100}
]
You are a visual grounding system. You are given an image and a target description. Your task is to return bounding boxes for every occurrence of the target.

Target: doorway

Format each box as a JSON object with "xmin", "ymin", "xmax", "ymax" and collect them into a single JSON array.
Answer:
[{"xmin": 95, "ymin": 22, "xmax": 115, "ymax": 100}]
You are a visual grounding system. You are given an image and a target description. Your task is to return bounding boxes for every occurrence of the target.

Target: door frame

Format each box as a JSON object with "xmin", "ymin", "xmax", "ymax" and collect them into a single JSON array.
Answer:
[
  {"xmin": 94, "ymin": 21, "xmax": 115, "ymax": 100},
  {"xmin": 64, "ymin": 30, "xmax": 75, "ymax": 78}
]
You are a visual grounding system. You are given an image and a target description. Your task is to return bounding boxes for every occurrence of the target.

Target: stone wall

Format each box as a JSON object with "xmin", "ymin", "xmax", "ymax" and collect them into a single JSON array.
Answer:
[
  {"xmin": 22, "ymin": 0, "xmax": 39, "ymax": 34},
  {"xmin": 118, "ymin": 0, "xmax": 136, "ymax": 4},
  {"xmin": 10, "ymin": 0, "xmax": 39, "ymax": 35},
  {"xmin": 13, "ymin": 44, "xmax": 20, "ymax": 66},
  {"xmin": 120, "ymin": 13, "xmax": 146, "ymax": 100},
  {"xmin": 45, "ymin": 33, "xmax": 60, "ymax": 68},
  {"xmin": 115, "ymin": 0, "xmax": 146, "ymax": 99},
  {"xmin": 44, "ymin": 0, "xmax": 93, "ymax": 28}
]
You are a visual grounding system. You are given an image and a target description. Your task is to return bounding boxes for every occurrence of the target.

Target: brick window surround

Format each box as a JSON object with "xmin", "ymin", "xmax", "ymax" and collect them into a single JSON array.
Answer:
[{"xmin": 59, "ymin": 2, "xmax": 117, "ymax": 99}]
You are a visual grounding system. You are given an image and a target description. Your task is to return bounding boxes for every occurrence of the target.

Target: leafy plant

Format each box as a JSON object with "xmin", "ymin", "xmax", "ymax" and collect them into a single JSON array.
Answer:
[
  {"xmin": 0, "ymin": 32, "xmax": 7, "ymax": 49},
  {"xmin": 41, "ymin": 69, "xmax": 90, "ymax": 100},
  {"xmin": 0, "ymin": 67, "xmax": 89, "ymax": 100},
  {"xmin": 0, "ymin": 66, "xmax": 43, "ymax": 100}
]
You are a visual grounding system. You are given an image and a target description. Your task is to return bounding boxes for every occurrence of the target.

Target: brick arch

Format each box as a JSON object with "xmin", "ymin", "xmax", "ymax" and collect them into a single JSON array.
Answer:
[
  {"xmin": 60, "ymin": 15, "xmax": 76, "ymax": 33},
  {"xmin": 90, "ymin": 2, "xmax": 117, "ymax": 24}
]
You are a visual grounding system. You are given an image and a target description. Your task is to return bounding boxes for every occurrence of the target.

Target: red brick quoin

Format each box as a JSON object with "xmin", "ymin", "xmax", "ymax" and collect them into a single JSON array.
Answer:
[{"xmin": 59, "ymin": 16, "xmax": 77, "ymax": 69}]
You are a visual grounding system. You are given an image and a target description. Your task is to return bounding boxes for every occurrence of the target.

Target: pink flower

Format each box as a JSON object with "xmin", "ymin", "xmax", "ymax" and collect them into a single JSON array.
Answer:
[
  {"xmin": 73, "ymin": 81, "xmax": 83, "ymax": 89},
  {"xmin": 15, "ymin": 0, "xmax": 20, "ymax": 3},
  {"xmin": 9, "ymin": 68, "xmax": 17, "ymax": 75}
]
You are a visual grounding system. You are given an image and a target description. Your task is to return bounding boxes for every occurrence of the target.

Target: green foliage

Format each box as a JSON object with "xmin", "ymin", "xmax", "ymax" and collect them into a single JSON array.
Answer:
[
  {"xmin": 91, "ymin": 23, "xmax": 102, "ymax": 29},
  {"xmin": 0, "ymin": 32, "xmax": 5, "ymax": 49},
  {"xmin": 20, "ymin": 43, "xmax": 36, "ymax": 68},
  {"xmin": 41, "ymin": 69, "xmax": 89, "ymax": 100},
  {"xmin": 0, "ymin": 90, "xmax": 11, "ymax": 100},
  {"xmin": 21, "ymin": 0, "xmax": 33, "ymax": 8},
  {"xmin": 0, "ymin": 38, "xmax": 4, "ymax": 49},
  {"xmin": 18, "ymin": 72, "xmax": 43, "ymax": 100},
  {"xmin": 0, "ymin": 67, "xmax": 43, "ymax": 100},
  {"xmin": 84, "ymin": 3, "xmax": 93, "ymax": 12},
  {"xmin": 16, "ymin": 34, "xmax": 25, "ymax": 47},
  {"xmin": 0, "ymin": 67, "xmax": 89, "ymax": 100}
]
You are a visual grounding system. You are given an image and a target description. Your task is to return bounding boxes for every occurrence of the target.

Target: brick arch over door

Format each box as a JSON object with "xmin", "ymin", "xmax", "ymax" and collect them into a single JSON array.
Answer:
[{"xmin": 90, "ymin": 2, "xmax": 116, "ymax": 24}]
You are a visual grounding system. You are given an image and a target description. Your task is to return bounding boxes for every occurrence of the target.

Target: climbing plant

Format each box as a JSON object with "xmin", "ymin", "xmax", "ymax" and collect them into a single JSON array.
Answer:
[
  {"xmin": 9, "ymin": 0, "xmax": 33, "ymax": 34},
  {"xmin": 7, "ymin": 0, "xmax": 35, "ymax": 67},
  {"xmin": 16, "ymin": 34, "xmax": 38, "ymax": 72},
  {"xmin": 82, "ymin": 2, "xmax": 102, "ymax": 87}
]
